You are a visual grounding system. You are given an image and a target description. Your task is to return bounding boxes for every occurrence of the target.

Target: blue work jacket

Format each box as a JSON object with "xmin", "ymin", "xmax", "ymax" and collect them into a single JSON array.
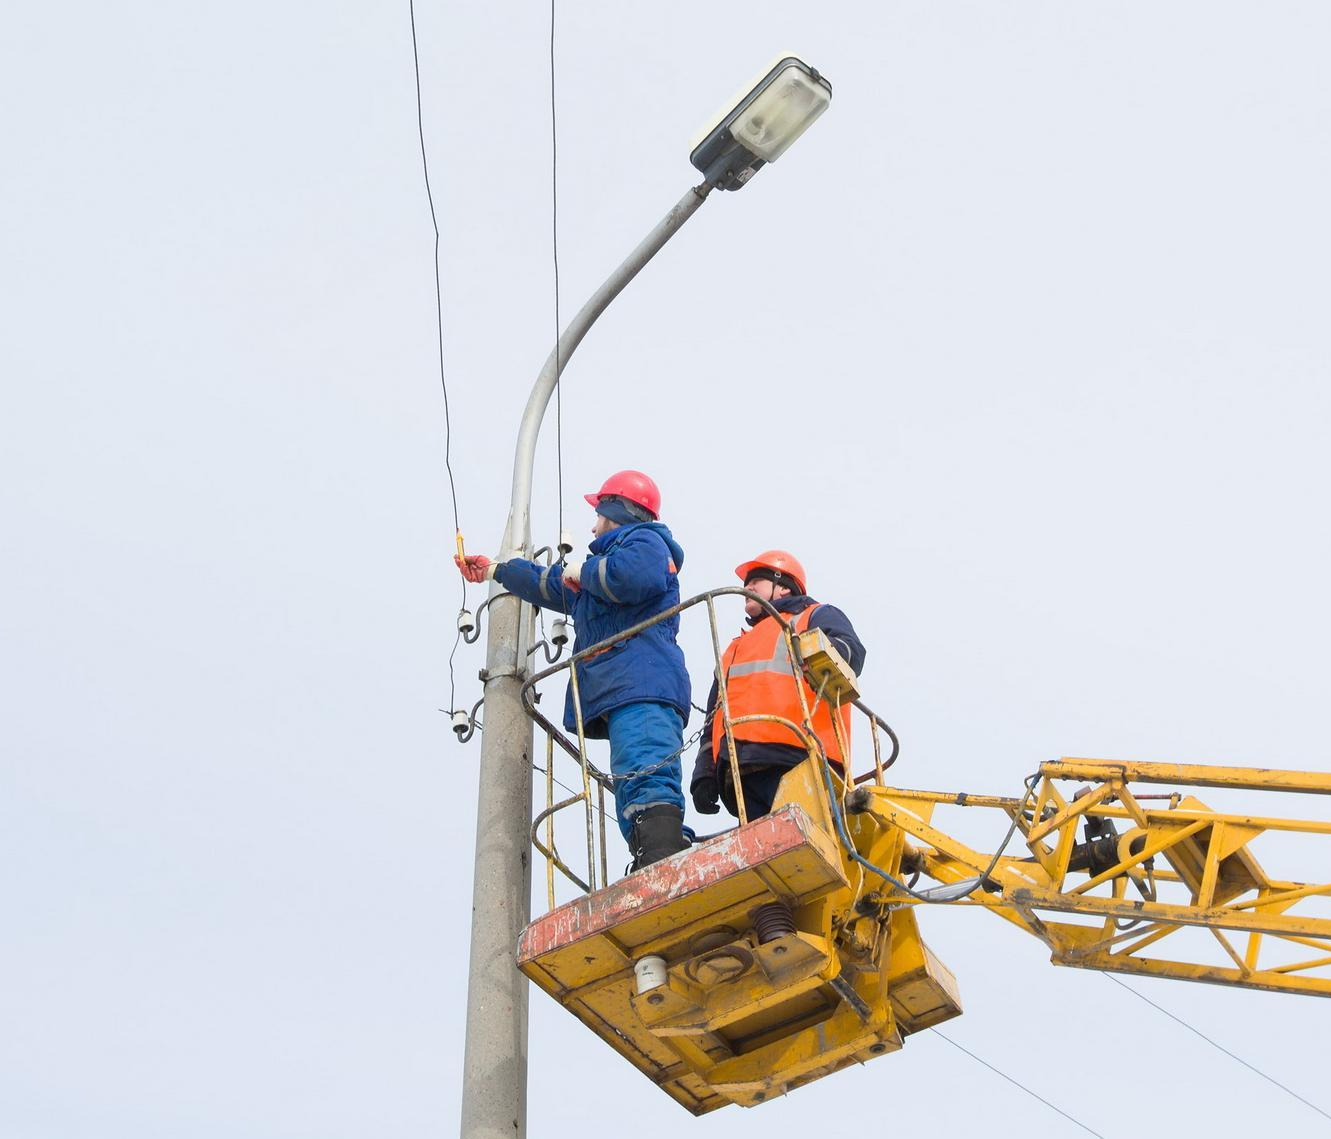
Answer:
[{"xmin": 494, "ymin": 522, "xmax": 691, "ymax": 738}]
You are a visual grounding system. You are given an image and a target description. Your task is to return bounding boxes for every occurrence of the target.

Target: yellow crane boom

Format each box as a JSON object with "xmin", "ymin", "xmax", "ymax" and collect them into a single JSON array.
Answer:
[{"xmin": 851, "ymin": 758, "xmax": 1331, "ymax": 999}]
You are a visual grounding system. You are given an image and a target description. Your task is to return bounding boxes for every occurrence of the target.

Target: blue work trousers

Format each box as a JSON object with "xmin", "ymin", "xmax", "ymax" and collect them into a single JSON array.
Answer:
[{"xmin": 605, "ymin": 701, "xmax": 685, "ymax": 842}]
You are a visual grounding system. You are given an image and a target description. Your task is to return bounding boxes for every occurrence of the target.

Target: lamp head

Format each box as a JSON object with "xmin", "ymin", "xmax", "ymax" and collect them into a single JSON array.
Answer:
[{"xmin": 690, "ymin": 56, "xmax": 832, "ymax": 191}]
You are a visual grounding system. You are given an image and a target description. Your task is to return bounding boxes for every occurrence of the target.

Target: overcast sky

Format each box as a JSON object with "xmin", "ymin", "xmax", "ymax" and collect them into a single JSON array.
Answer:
[{"xmin": 3, "ymin": 2, "xmax": 1330, "ymax": 1136}]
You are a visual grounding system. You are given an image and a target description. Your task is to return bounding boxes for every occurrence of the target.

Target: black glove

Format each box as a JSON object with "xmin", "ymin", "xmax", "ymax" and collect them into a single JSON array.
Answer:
[{"xmin": 691, "ymin": 775, "xmax": 720, "ymax": 815}]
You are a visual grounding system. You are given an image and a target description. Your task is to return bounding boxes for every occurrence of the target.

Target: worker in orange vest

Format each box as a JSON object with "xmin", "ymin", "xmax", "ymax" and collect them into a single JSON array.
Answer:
[{"xmin": 689, "ymin": 551, "xmax": 866, "ymax": 822}]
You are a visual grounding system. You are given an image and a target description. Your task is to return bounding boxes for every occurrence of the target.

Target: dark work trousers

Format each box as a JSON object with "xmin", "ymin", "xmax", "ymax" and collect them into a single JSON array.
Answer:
[{"xmin": 717, "ymin": 764, "xmax": 787, "ymax": 822}]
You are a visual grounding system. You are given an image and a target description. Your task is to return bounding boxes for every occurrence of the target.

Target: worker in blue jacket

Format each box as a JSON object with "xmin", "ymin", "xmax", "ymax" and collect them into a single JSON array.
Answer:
[{"xmin": 457, "ymin": 470, "xmax": 692, "ymax": 871}]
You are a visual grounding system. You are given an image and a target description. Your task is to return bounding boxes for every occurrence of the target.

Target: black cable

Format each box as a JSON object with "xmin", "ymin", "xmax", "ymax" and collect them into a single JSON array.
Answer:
[
  {"xmin": 1100, "ymin": 972, "xmax": 1331, "ymax": 1123},
  {"xmin": 531, "ymin": 759, "xmax": 614, "ymax": 825},
  {"xmin": 817, "ymin": 740, "xmax": 1039, "ymax": 903},
  {"xmin": 930, "ymin": 1029, "xmax": 1107, "ymax": 1139},
  {"xmin": 408, "ymin": 0, "xmax": 462, "ymax": 532},
  {"xmin": 446, "ymin": 626, "xmax": 463, "ymax": 711},
  {"xmin": 408, "ymin": 0, "xmax": 467, "ymax": 712},
  {"xmin": 549, "ymin": 0, "xmax": 565, "ymax": 552}
]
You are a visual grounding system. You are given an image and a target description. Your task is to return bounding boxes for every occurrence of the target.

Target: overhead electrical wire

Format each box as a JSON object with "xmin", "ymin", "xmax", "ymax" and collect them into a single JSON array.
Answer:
[
  {"xmin": 930, "ymin": 1029, "xmax": 1107, "ymax": 1139},
  {"xmin": 407, "ymin": 0, "xmax": 462, "ymax": 530},
  {"xmin": 408, "ymin": 0, "xmax": 468, "ymax": 712},
  {"xmin": 1100, "ymin": 972, "xmax": 1331, "ymax": 1123},
  {"xmin": 549, "ymin": 0, "xmax": 565, "ymax": 551}
]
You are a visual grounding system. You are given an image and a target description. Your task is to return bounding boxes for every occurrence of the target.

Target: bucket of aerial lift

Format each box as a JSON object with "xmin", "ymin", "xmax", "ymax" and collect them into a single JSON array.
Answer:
[{"xmin": 517, "ymin": 758, "xmax": 963, "ymax": 1113}]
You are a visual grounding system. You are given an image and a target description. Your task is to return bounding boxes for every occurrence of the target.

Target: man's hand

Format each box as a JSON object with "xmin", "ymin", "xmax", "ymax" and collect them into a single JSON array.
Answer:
[
  {"xmin": 560, "ymin": 560, "xmax": 582, "ymax": 592},
  {"xmin": 691, "ymin": 775, "xmax": 720, "ymax": 815},
  {"xmin": 455, "ymin": 555, "xmax": 495, "ymax": 583}
]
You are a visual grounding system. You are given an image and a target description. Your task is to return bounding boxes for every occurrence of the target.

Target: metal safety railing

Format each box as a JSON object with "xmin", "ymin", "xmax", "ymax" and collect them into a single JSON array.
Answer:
[{"xmin": 518, "ymin": 586, "xmax": 899, "ymax": 909}]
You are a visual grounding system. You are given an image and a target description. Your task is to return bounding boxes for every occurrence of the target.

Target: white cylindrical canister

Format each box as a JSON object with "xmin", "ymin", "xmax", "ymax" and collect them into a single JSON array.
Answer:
[{"xmin": 634, "ymin": 955, "xmax": 668, "ymax": 994}]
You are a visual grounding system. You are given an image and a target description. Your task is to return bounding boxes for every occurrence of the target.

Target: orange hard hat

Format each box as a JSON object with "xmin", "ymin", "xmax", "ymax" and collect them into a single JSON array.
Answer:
[
  {"xmin": 735, "ymin": 550, "xmax": 807, "ymax": 595},
  {"xmin": 583, "ymin": 469, "xmax": 661, "ymax": 519}
]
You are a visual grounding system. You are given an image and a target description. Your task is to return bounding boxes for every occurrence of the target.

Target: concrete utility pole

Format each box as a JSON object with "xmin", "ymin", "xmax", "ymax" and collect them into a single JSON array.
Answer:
[
  {"xmin": 459, "ymin": 185, "xmax": 711, "ymax": 1139},
  {"xmin": 457, "ymin": 55, "xmax": 833, "ymax": 1139}
]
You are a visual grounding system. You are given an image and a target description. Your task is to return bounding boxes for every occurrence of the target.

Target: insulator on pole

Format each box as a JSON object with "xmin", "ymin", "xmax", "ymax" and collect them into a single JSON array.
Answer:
[
  {"xmin": 458, "ymin": 608, "xmax": 476, "ymax": 636},
  {"xmin": 551, "ymin": 618, "xmax": 569, "ymax": 647}
]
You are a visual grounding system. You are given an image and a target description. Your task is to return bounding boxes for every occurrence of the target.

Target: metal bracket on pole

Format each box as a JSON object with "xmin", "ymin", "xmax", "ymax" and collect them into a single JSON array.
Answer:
[{"xmin": 479, "ymin": 665, "xmax": 529, "ymax": 683}]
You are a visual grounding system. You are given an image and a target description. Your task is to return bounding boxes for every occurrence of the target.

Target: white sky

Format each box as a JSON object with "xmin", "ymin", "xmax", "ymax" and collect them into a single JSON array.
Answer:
[{"xmin": 3, "ymin": 2, "xmax": 1330, "ymax": 1136}]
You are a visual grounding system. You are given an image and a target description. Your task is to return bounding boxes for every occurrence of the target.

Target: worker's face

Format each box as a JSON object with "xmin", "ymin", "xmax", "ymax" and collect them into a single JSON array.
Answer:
[
  {"xmin": 743, "ymin": 577, "xmax": 789, "ymax": 619},
  {"xmin": 591, "ymin": 512, "xmax": 616, "ymax": 539}
]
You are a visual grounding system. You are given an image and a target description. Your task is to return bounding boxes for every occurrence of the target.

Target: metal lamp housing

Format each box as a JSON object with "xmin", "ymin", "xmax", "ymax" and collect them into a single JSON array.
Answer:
[{"xmin": 690, "ymin": 57, "xmax": 832, "ymax": 190}]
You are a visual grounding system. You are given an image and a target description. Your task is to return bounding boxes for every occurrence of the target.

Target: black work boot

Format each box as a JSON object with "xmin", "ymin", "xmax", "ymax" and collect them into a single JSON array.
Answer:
[{"xmin": 629, "ymin": 805, "xmax": 690, "ymax": 871}]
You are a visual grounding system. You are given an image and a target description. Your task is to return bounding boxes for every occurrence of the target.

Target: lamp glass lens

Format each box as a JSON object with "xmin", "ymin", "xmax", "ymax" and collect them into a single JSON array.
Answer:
[{"xmin": 727, "ymin": 66, "xmax": 830, "ymax": 162}]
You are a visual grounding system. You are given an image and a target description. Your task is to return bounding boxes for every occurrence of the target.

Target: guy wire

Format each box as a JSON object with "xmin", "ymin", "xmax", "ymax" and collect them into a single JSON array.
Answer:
[
  {"xmin": 1101, "ymin": 972, "xmax": 1330, "ymax": 1123},
  {"xmin": 930, "ymin": 1028, "xmax": 1106, "ymax": 1138}
]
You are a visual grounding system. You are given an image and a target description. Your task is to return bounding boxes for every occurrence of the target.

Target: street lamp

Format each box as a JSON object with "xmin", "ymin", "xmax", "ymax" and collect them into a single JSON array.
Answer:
[
  {"xmin": 691, "ymin": 56, "xmax": 833, "ymax": 191},
  {"xmin": 459, "ymin": 57, "xmax": 832, "ymax": 1139}
]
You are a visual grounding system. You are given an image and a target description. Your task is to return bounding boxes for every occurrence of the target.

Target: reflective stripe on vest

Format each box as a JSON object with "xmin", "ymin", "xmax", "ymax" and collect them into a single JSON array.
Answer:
[
  {"xmin": 725, "ymin": 633, "xmax": 796, "ymax": 679},
  {"xmin": 711, "ymin": 604, "xmax": 851, "ymax": 766}
]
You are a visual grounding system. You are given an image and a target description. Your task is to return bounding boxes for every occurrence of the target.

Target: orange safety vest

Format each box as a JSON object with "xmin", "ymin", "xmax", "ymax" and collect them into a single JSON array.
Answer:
[{"xmin": 711, "ymin": 605, "xmax": 851, "ymax": 767}]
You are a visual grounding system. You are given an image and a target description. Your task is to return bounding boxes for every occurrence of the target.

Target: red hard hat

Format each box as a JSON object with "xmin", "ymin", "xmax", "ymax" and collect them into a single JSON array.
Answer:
[
  {"xmin": 583, "ymin": 470, "xmax": 661, "ymax": 519},
  {"xmin": 735, "ymin": 550, "xmax": 807, "ymax": 595}
]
